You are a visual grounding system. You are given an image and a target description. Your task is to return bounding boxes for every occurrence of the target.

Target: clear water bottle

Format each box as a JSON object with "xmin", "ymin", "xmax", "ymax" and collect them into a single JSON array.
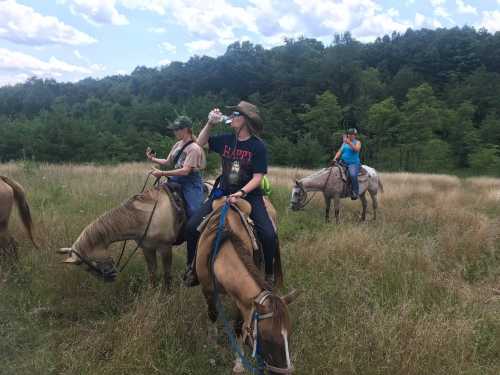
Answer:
[{"xmin": 220, "ymin": 115, "xmax": 232, "ymax": 124}]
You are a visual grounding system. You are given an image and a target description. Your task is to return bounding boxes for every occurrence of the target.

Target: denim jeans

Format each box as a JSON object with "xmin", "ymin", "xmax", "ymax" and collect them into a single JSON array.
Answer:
[
  {"xmin": 169, "ymin": 172, "xmax": 204, "ymax": 218},
  {"xmin": 347, "ymin": 163, "xmax": 360, "ymax": 195},
  {"xmin": 186, "ymin": 194, "xmax": 277, "ymax": 274}
]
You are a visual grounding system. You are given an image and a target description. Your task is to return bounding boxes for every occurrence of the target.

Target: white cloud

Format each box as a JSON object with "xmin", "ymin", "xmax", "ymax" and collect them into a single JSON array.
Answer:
[
  {"xmin": 435, "ymin": 7, "xmax": 450, "ymax": 18},
  {"xmin": 158, "ymin": 59, "xmax": 171, "ymax": 66},
  {"xmin": 278, "ymin": 15, "xmax": 299, "ymax": 32},
  {"xmin": 62, "ymin": 0, "xmax": 129, "ymax": 26},
  {"xmin": 0, "ymin": 73, "xmax": 29, "ymax": 87},
  {"xmin": 479, "ymin": 11, "xmax": 500, "ymax": 32},
  {"xmin": 164, "ymin": 0, "xmax": 258, "ymax": 45},
  {"xmin": 0, "ymin": 48, "xmax": 91, "ymax": 76},
  {"xmin": 455, "ymin": 0, "xmax": 477, "ymax": 15},
  {"xmin": 120, "ymin": 0, "xmax": 168, "ymax": 15},
  {"xmin": 0, "ymin": 0, "xmax": 96, "ymax": 46},
  {"xmin": 430, "ymin": 0, "xmax": 446, "ymax": 6},
  {"xmin": 415, "ymin": 13, "xmax": 426, "ymax": 28},
  {"xmin": 148, "ymin": 26, "xmax": 167, "ymax": 33},
  {"xmin": 185, "ymin": 39, "xmax": 215, "ymax": 54},
  {"xmin": 0, "ymin": 47, "xmax": 105, "ymax": 86},
  {"xmin": 159, "ymin": 41, "xmax": 177, "ymax": 54}
]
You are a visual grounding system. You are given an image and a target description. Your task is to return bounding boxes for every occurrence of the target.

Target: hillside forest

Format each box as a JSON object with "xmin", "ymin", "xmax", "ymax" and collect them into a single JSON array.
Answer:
[{"xmin": 1, "ymin": 27, "xmax": 500, "ymax": 175}]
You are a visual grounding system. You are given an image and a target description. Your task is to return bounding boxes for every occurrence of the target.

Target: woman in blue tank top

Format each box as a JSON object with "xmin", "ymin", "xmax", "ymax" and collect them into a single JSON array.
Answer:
[{"xmin": 332, "ymin": 128, "xmax": 362, "ymax": 200}]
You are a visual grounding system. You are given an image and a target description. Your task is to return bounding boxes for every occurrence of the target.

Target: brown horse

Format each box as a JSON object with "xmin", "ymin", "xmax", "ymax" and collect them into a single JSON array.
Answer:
[
  {"xmin": 0, "ymin": 176, "xmax": 37, "ymax": 259},
  {"xmin": 196, "ymin": 198, "xmax": 297, "ymax": 374},
  {"xmin": 58, "ymin": 186, "xmax": 184, "ymax": 288}
]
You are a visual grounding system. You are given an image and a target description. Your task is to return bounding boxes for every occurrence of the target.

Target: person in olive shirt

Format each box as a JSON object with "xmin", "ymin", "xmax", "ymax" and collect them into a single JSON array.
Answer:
[{"xmin": 184, "ymin": 101, "xmax": 277, "ymax": 286}]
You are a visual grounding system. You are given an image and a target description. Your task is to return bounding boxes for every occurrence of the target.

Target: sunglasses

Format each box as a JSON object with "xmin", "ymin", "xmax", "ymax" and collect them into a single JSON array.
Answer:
[{"xmin": 230, "ymin": 111, "xmax": 242, "ymax": 118}]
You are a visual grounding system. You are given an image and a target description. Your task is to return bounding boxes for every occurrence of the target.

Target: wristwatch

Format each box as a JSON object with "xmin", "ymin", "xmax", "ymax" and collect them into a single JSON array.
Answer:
[{"xmin": 238, "ymin": 189, "xmax": 247, "ymax": 198}]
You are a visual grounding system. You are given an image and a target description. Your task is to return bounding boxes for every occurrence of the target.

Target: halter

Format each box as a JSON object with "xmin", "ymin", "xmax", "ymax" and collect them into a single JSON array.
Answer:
[
  {"xmin": 243, "ymin": 290, "xmax": 294, "ymax": 374},
  {"xmin": 293, "ymin": 165, "xmax": 335, "ymax": 210},
  {"xmin": 68, "ymin": 173, "xmax": 161, "ymax": 282}
]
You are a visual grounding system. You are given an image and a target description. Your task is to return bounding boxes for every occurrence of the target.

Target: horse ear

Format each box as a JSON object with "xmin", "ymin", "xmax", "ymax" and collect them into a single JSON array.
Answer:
[{"xmin": 281, "ymin": 289, "xmax": 300, "ymax": 305}]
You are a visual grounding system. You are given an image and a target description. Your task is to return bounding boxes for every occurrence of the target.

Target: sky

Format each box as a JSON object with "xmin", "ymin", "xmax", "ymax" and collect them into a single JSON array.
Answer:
[{"xmin": 0, "ymin": 0, "xmax": 499, "ymax": 87}]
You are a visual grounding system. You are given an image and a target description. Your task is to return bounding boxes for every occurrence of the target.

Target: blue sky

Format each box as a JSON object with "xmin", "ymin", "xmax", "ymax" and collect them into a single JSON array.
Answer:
[{"xmin": 0, "ymin": 0, "xmax": 499, "ymax": 86}]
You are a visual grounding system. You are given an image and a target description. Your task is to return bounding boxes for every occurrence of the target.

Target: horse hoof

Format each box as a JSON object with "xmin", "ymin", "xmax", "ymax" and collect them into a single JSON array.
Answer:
[{"xmin": 232, "ymin": 361, "xmax": 245, "ymax": 374}]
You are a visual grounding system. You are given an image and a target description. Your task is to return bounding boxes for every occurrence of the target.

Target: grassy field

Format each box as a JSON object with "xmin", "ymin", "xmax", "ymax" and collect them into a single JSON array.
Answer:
[{"xmin": 1, "ymin": 162, "xmax": 499, "ymax": 375}]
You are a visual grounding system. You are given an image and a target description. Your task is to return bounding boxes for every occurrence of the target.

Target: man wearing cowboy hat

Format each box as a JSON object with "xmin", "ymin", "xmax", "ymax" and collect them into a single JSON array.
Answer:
[{"xmin": 183, "ymin": 101, "xmax": 277, "ymax": 286}]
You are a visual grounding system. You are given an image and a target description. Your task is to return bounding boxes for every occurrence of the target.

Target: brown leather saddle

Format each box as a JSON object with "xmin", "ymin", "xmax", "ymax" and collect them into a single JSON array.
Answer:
[{"xmin": 160, "ymin": 181, "xmax": 187, "ymax": 246}]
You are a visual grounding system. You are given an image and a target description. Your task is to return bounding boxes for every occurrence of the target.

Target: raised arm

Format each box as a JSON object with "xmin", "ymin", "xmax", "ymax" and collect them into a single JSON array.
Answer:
[
  {"xmin": 146, "ymin": 147, "xmax": 170, "ymax": 166},
  {"xmin": 196, "ymin": 120, "xmax": 216, "ymax": 147},
  {"xmin": 197, "ymin": 108, "xmax": 221, "ymax": 147}
]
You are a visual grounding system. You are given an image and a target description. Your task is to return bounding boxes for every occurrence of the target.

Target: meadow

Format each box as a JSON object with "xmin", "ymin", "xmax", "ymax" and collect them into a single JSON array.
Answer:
[{"xmin": 1, "ymin": 162, "xmax": 499, "ymax": 375}]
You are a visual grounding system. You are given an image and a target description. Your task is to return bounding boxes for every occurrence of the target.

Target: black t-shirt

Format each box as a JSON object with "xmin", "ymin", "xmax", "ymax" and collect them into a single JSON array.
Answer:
[{"xmin": 208, "ymin": 134, "xmax": 267, "ymax": 196}]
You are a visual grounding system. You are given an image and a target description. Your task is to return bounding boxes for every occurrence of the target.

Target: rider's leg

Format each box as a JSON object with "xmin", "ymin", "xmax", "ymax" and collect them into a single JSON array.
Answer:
[
  {"xmin": 348, "ymin": 163, "xmax": 360, "ymax": 198},
  {"xmin": 245, "ymin": 195, "xmax": 277, "ymax": 280},
  {"xmin": 182, "ymin": 177, "xmax": 205, "ymax": 218},
  {"xmin": 185, "ymin": 198, "xmax": 213, "ymax": 266},
  {"xmin": 170, "ymin": 174, "xmax": 204, "ymax": 218}
]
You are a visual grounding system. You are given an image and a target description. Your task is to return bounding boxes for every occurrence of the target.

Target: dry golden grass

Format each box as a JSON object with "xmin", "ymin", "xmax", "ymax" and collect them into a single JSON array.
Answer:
[{"xmin": 1, "ymin": 162, "xmax": 499, "ymax": 374}]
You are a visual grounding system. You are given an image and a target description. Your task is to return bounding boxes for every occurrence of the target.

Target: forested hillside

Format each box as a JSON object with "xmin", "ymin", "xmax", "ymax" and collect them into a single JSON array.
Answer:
[{"xmin": 1, "ymin": 27, "xmax": 500, "ymax": 174}]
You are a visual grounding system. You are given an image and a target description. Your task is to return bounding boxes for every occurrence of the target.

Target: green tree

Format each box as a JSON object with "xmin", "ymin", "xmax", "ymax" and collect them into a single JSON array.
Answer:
[
  {"xmin": 299, "ymin": 90, "xmax": 343, "ymax": 153},
  {"xmin": 468, "ymin": 145, "xmax": 500, "ymax": 175}
]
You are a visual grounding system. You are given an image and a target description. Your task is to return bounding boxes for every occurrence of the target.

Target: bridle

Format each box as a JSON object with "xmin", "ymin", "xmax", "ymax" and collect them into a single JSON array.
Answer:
[
  {"xmin": 243, "ymin": 290, "xmax": 294, "ymax": 374},
  {"xmin": 68, "ymin": 173, "xmax": 161, "ymax": 282},
  {"xmin": 292, "ymin": 165, "xmax": 336, "ymax": 210},
  {"xmin": 210, "ymin": 202, "xmax": 294, "ymax": 374}
]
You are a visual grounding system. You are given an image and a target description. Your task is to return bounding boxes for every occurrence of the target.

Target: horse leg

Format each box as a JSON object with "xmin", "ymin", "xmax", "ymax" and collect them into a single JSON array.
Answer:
[
  {"xmin": 370, "ymin": 191, "xmax": 378, "ymax": 221},
  {"xmin": 159, "ymin": 245, "xmax": 173, "ymax": 291},
  {"xmin": 142, "ymin": 248, "xmax": 158, "ymax": 288},
  {"xmin": 334, "ymin": 195, "xmax": 340, "ymax": 224},
  {"xmin": 232, "ymin": 315, "xmax": 245, "ymax": 374},
  {"xmin": 202, "ymin": 287, "xmax": 218, "ymax": 323},
  {"xmin": 324, "ymin": 194, "xmax": 331, "ymax": 223},
  {"xmin": 360, "ymin": 192, "xmax": 368, "ymax": 222}
]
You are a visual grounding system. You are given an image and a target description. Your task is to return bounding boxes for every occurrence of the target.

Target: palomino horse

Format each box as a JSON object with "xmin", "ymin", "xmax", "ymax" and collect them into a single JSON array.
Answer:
[
  {"xmin": 0, "ymin": 176, "xmax": 37, "ymax": 259},
  {"xmin": 58, "ymin": 186, "xmax": 184, "ymax": 288},
  {"xmin": 290, "ymin": 164, "xmax": 383, "ymax": 223},
  {"xmin": 196, "ymin": 198, "xmax": 297, "ymax": 374}
]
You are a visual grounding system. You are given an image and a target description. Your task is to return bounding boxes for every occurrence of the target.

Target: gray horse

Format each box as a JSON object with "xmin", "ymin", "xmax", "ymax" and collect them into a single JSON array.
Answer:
[{"xmin": 290, "ymin": 164, "xmax": 383, "ymax": 223}]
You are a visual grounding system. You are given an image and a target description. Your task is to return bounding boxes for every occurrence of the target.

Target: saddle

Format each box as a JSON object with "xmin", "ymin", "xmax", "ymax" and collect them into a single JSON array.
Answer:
[
  {"xmin": 197, "ymin": 198, "xmax": 264, "ymax": 269},
  {"xmin": 161, "ymin": 181, "xmax": 187, "ymax": 246},
  {"xmin": 336, "ymin": 163, "xmax": 368, "ymax": 197}
]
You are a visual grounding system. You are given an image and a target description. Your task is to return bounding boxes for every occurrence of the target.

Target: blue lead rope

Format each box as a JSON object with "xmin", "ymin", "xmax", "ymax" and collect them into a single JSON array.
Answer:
[{"xmin": 210, "ymin": 201, "xmax": 265, "ymax": 375}]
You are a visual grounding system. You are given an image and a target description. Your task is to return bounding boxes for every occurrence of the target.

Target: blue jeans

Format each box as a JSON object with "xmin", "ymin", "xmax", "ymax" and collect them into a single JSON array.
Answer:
[
  {"xmin": 347, "ymin": 163, "xmax": 360, "ymax": 195},
  {"xmin": 169, "ymin": 172, "xmax": 204, "ymax": 218},
  {"xmin": 186, "ymin": 194, "xmax": 277, "ymax": 274}
]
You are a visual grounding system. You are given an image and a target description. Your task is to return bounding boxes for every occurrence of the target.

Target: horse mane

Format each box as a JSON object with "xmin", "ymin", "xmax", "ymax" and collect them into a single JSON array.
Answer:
[
  {"xmin": 218, "ymin": 229, "xmax": 270, "ymax": 291},
  {"xmin": 74, "ymin": 189, "xmax": 158, "ymax": 254},
  {"xmin": 219, "ymin": 230, "xmax": 290, "ymax": 335},
  {"xmin": 203, "ymin": 205, "xmax": 289, "ymax": 333}
]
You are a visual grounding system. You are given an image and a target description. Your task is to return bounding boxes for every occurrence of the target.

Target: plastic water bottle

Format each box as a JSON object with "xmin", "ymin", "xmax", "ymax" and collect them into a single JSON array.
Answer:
[{"xmin": 220, "ymin": 115, "xmax": 232, "ymax": 124}]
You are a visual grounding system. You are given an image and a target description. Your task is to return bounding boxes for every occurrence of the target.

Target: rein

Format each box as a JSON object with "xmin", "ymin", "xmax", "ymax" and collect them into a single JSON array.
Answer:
[
  {"xmin": 71, "ymin": 172, "xmax": 161, "ymax": 281},
  {"xmin": 115, "ymin": 173, "xmax": 161, "ymax": 273},
  {"xmin": 209, "ymin": 202, "xmax": 293, "ymax": 374}
]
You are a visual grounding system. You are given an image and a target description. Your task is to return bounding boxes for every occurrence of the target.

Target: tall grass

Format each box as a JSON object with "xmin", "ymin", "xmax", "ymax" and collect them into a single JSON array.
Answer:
[{"xmin": 1, "ymin": 162, "xmax": 499, "ymax": 374}]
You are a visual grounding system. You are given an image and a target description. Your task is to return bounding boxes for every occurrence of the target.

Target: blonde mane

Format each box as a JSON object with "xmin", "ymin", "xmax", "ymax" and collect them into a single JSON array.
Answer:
[{"xmin": 74, "ymin": 189, "xmax": 158, "ymax": 254}]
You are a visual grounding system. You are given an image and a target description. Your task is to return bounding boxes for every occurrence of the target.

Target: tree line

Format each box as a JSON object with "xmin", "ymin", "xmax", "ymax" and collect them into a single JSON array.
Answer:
[{"xmin": 1, "ymin": 27, "xmax": 500, "ymax": 175}]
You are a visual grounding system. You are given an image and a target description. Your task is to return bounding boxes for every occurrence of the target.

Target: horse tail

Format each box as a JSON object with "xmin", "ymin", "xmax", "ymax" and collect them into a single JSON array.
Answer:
[
  {"xmin": 378, "ymin": 177, "xmax": 384, "ymax": 193},
  {"xmin": 273, "ymin": 237, "xmax": 284, "ymax": 288},
  {"xmin": 0, "ymin": 176, "xmax": 38, "ymax": 248}
]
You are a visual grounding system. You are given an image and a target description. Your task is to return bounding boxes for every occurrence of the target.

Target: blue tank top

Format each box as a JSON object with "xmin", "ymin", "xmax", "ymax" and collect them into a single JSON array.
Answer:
[{"xmin": 340, "ymin": 141, "xmax": 360, "ymax": 165}]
